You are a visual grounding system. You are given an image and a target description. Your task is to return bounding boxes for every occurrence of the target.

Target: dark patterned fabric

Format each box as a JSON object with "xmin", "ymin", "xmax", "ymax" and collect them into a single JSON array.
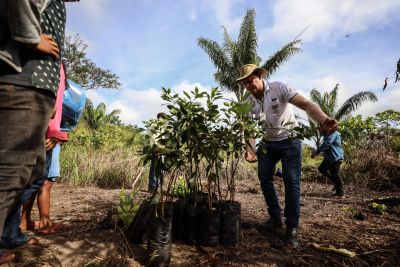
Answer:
[{"xmin": 32, "ymin": 0, "xmax": 66, "ymax": 93}]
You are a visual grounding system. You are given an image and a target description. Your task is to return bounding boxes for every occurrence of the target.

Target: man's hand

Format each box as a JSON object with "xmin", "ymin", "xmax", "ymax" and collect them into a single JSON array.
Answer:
[
  {"xmin": 320, "ymin": 117, "xmax": 339, "ymax": 134},
  {"xmin": 245, "ymin": 151, "xmax": 258, "ymax": 163},
  {"xmin": 24, "ymin": 34, "xmax": 60, "ymax": 60},
  {"xmin": 45, "ymin": 138, "xmax": 58, "ymax": 151}
]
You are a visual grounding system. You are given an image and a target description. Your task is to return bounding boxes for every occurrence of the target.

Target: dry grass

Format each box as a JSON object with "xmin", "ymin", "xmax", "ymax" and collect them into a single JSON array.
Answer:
[
  {"xmin": 60, "ymin": 146, "xmax": 147, "ymax": 189},
  {"xmin": 60, "ymin": 142, "xmax": 400, "ymax": 193},
  {"xmin": 343, "ymin": 141, "xmax": 400, "ymax": 190}
]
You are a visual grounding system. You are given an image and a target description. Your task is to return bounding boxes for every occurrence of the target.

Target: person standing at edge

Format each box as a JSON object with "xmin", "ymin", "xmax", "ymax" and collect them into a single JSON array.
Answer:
[
  {"xmin": 0, "ymin": 0, "xmax": 68, "ymax": 263},
  {"xmin": 236, "ymin": 64, "xmax": 338, "ymax": 248},
  {"xmin": 311, "ymin": 128, "xmax": 345, "ymax": 197}
]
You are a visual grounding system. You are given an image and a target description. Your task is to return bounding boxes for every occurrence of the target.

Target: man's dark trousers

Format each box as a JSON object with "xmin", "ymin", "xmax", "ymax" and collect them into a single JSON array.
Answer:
[
  {"xmin": 257, "ymin": 139, "xmax": 302, "ymax": 228},
  {"xmin": 0, "ymin": 84, "xmax": 54, "ymax": 235},
  {"xmin": 318, "ymin": 159, "xmax": 344, "ymax": 195}
]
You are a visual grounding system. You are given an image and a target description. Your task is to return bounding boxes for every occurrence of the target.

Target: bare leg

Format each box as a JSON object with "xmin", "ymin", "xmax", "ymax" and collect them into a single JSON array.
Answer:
[
  {"xmin": 20, "ymin": 193, "xmax": 38, "ymax": 231},
  {"xmin": 37, "ymin": 180, "xmax": 53, "ymax": 228}
]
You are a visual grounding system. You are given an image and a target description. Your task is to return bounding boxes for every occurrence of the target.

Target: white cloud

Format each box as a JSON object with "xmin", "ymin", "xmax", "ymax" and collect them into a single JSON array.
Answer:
[
  {"xmin": 112, "ymin": 87, "xmax": 165, "ymax": 126},
  {"xmin": 208, "ymin": 0, "xmax": 242, "ymax": 31},
  {"xmin": 171, "ymin": 80, "xmax": 211, "ymax": 94},
  {"xmin": 73, "ymin": 0, "xmax": 111, "ymax": 23},
  {"xmin": 188, "ymin": 0, "xmax": 243, "ymax": 31},
  {"xmin": 85, "ymin": 89, "xmax": 107, "ymax": 104},
  {"xmin": 262, "ymin": 0, "xmax": 400, "ymax": 43}
]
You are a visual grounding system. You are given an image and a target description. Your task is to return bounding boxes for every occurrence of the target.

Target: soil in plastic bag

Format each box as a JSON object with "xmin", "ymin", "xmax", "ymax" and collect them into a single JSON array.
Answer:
[
  {"xmin": 172, "ymin": 200, "xmax": 186, "ymax": 240},
  {"xmin": 197, "ymin": 201, "xmax": 221, "ymax": 247},
  {"xmin": 183, "ymin": 202, "xmax": 199, "ymax": 242},
  {"xmin": 220, "ymin": 201, "xmax": 241, "ymax": 246},
  {"xmin": 126, "ymin": 199, "xmax": 153, "ymax": 244},
  {"xmin": 147, "ymin": 203, "xmax": 174, "ymax": 267}
]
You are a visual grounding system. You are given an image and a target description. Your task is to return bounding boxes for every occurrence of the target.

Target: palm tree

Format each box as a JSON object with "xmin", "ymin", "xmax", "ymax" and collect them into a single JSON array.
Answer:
[
  {"xmin": 83, "ymin": 99, "xmax": 121, "ymax": 131},
  {"xmin": 308, "ymin": 84, "xmax": 378, "ymax": 147},
  {"xmin": 198, "ymin": 8, "xmax": 301, "ymax": 101}
]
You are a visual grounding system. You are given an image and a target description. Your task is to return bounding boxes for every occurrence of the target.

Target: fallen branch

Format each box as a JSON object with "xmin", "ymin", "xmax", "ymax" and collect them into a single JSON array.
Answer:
[
  {"xmin": 312, "ymin": 243, "xmax": 356, "ymax": 257},
  {"xmin": 116, "ymin": 226, "xmax": 134, "ymax": 256},
  {"xmin": 360, "ymin": 249, "xmax": 398, "ymax": 255},
  {"xmin": 131, "ymin": 167, "xmax": 145, "ymax": 190},
  {"xmin": 83, "ymin": 256, "xmax": 104, "ymax": 267}
]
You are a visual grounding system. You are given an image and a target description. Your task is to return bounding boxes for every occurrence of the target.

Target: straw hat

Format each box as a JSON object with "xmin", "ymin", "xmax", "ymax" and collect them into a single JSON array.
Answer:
[{"xmin": 235, "ymin": 64, "xmax": 267, "ymax": 83}]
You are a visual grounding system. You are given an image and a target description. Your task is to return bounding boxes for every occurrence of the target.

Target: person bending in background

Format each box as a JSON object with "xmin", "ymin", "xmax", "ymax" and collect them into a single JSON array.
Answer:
[{"xmin": 312, "ymin": 128, "xmax": 345, "ymax": 198}]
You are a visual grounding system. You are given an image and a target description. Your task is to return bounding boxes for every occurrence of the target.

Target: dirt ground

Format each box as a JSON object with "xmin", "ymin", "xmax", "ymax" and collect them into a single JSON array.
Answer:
[{"xmin": 8, "ymin": 178, "xmax": 400, "ymax": 267}]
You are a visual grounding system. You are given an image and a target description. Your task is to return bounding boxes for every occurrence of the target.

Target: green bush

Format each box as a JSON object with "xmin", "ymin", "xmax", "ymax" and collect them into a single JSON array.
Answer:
[
  {"xmin": 116, "ymin": 188, "xmax": 140, "ymax": 227},
  {"xmin": 170, "ymin": 176, "xmax": 189, "ymax": 197},
  {"xmin": 369, "ymin": 202, "xmax": 386, "ymax": 214},
  {"xmin": 68, "ymin": 122, "xmax": 145, "ymax": 151},
  {"xmin": 391, "ymin": 135, "xmax": 400, "ymax": 156}
]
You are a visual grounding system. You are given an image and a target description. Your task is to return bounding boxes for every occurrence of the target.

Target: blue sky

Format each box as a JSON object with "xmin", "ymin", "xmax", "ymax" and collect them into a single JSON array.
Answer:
[{"xmin": 65, "ymin": 0, "xmax": 400, "ymax": 126}]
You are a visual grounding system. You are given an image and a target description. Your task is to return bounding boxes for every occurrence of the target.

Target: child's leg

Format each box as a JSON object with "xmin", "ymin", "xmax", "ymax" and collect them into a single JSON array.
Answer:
[
  {"xmin": 37, "ymin": 180, "xmax": 53, "ymax": 228},
  {"xmin": 20, "ymin": 192, "xmax": 38, "ymax": 231},
  {"xmin": 37, "ymin": 144, "xmax": 61, "ymax": 230}
]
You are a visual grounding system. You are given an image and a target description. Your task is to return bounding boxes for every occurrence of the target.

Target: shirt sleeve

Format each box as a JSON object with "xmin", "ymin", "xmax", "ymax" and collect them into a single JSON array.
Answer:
[
  {"xmin": 8, "ymin": 0, "xmax": 45, "ymax": 44},
  {"xmin": 316, "ymin": 133, "xmax": 336, "ymax": 154},
  {"xmin": 278, "ymin": 82, "xmax": 298, "ymax": 103}
]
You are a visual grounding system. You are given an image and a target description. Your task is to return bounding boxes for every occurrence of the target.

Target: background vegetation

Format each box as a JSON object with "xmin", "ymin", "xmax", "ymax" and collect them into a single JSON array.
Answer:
[{"xmin": 59, "ymin": 13, "xmax": 399, "ymax": 192}]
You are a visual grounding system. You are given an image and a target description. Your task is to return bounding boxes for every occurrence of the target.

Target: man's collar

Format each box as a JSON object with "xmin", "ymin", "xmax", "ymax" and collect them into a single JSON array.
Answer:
[{"xmin": 263, "ymin": 79, "xmax": 270, "ymax": 92}]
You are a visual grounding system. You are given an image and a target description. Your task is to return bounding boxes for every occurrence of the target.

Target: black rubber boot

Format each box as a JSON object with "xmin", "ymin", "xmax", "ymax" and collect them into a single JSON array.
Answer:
[
  {"xmin": 262, "ymin": 217, "xmax": 283, "ymax": 231},
  {"xmin": 283, "ymin": 227, "xmax": 299, "ymax": 248}
]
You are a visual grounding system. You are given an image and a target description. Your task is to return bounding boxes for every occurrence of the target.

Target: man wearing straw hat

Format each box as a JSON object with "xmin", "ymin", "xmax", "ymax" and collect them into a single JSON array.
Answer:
[{"xmin": 237, "ymin": 64, "xmax": 338, "ymax": 248}]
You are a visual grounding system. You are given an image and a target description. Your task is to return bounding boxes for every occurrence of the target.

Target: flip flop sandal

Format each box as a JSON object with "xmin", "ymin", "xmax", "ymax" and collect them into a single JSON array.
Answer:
[
  {"xmin": 35, "ymin": 223, "xmax": 66, "ymax": 235},
  {"xmin": 0, "ymin": 250, "xmax": 15, "ymax": 265}
]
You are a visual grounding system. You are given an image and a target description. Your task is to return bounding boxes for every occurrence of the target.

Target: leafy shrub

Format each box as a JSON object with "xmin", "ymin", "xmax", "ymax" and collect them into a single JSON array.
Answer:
[
  {"xmin": 68, "ymin": 122, "xmax": 145, "ymax": 151},
  {"xmin": 170, "ymin": 176, "xmax": 189, "ymax": 197},
  {"xmin": 116, "ymin": 188, "xmax": 140, "ymax": 227},
  {"xmin": 369, "ymin": 202, "xmax": 387, "ymax": 214}
]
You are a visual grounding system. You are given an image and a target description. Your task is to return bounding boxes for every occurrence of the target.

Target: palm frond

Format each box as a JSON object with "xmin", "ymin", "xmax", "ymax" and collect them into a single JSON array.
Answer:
[
  {"xmin": 335, "ymin": 91, "xmax": 378, "ymax": 120},
  {"xmin": 310, "ymin": 89, "xmax": 323, "ymax": 104},
  {"xmin": 222, "ymin": 26, "xmax": 235, "ymax": 56},
  {"xmin": 261, "ymin": 39, "xmax": 302, "ymax": 79},
  {"xmin": 221, "ymin": 26, "xmax": 241, "ymax": 78},
  {"xmin": 214, "ymin": 71, "xmax": 243, "ymax": 99},
  {"xmin": 328, "ymin": 84, "xmax": 339, "ymax": 115},
  {"xmin": 237, "ymin": 8, "xmax": 259, "ymax": 65},
  {"xmin": 198, "ymin": 37, "xmax": 231, "ymax": 73},
  {"xmin": 97, "ymin": 102, "xmax": 107, "ymax": 114}
]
